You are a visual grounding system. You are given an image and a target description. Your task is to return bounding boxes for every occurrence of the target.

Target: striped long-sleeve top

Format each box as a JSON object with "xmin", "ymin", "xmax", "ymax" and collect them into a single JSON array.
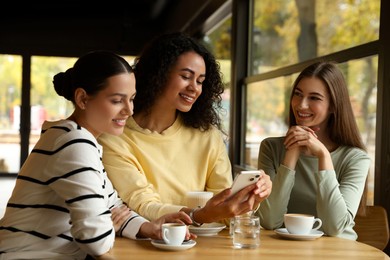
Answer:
[{"xmin": 0, "ymin": 120, "xmax": 148, "ymax": 259}]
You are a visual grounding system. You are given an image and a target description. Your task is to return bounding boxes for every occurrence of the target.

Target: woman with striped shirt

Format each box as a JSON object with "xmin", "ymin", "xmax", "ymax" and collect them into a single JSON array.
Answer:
[{"xmin": 0, "ymin": 51, "xmax": 194, "ymax": 259}]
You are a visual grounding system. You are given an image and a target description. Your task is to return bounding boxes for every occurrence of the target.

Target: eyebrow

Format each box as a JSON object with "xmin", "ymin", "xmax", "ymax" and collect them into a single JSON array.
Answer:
[
  {"xmin": 295, "ymin": 87, "xmax": 325, "ymax": 98},
  {"xmin": 180, "ymin": 68, "xmax": 206, "ymax": 78},
  {"xmin": 107, "ymin": 93, "xmax": 134, "ymax": 98}
]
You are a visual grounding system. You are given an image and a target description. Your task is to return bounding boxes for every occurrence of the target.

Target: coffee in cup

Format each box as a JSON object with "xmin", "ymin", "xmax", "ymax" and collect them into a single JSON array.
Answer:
[
  {"xmin": 284, "ymin": 213, "xmax": 322, "ymax": 235},
  {"xmin": 162, "ymin": 223, "xmax": 186, "ymax": 246}
]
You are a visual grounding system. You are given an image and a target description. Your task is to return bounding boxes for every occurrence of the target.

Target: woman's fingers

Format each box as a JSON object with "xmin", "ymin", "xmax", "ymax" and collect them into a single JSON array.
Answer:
[
  {"xmin": 164, "ymin": 211, "xmax": 192, "ymax": 224},
  {"xmin": 111, "ymin": 206, "xmax": 132, "ymax": 232},
  {"xmin": 284, "ymin": 125, "xmax": 318, "ymax": 148},
  {"xmin": 259, "ymin": 174, "xmax": 272, "ymax": 198}
]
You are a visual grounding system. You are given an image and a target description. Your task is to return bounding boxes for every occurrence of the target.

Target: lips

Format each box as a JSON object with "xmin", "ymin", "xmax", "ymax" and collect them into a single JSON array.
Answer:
[
  {"xmin": 113, "ymin": 118, "xmax": 127, "ymax": 126},
  {"xmin": 180, "ymin": 93, "xmax": 195, "ymax": 103},
  {"xmin": 297, "ymin": 111, "xmax": 312, "ymax": 118}
]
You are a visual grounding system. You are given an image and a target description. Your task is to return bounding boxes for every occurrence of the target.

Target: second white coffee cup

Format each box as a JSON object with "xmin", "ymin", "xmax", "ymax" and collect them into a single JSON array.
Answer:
[
  {"xmin": 162, "ymin": 223, "xmax": 186, "ymax": 246},
  {"xmin": 186, "ymin": 191, "xmax": 213, "ymax": 208},
  {"xmin": 284, "ymin": 213, "xmax": 322, "ymax": 235}
]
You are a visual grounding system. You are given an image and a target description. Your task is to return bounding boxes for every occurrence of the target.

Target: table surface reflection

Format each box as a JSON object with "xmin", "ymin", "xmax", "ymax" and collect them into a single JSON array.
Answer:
[{"xmin": 97, "ymin": 229, "xmax": 389, "ymax": 260}]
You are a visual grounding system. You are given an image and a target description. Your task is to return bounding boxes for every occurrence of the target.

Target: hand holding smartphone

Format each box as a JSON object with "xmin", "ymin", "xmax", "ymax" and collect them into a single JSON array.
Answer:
[{"xmin": 230, "ymin": 170, "xmax": 262, "ymax": 196}]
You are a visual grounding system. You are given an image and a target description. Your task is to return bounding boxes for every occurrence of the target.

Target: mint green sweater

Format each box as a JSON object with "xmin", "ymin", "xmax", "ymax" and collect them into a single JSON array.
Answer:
[{"xmin": 257, "ymin": 137, "xmax": 370, "ymax": 240}]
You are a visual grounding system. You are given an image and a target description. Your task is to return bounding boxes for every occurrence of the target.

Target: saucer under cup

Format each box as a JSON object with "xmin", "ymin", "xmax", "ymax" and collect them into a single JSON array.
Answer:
[
  {"xmin": 188, "ymin": 222, "xmax": 226, "ymax": 236},
  {"xmin": 151, "ymin": 240, "xmax": 197, "ymax": 251},
  {"xmin": 284, "ymin": 214, "xmax": 322, "ymax": 235},
  {"xmin": 274, "ymin": 228, "xmax": 324, "ymax": 240}
]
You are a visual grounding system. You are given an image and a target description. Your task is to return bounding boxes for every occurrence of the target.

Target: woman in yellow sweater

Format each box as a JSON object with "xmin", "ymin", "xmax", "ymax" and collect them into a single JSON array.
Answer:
[{"xmin": 99, "ymin": 32, "xmax": 272, "ymax": 225}]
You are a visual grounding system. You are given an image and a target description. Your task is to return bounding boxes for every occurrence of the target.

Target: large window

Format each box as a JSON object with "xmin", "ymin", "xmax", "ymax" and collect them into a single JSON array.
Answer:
[
  {"xmin": 0, "ymin": 55, "xmax": 22, "ymax": 173},
  {"xmin": 0, "ymin": 54, "xmax": 142, "ymax": 174},
  {"xmin": 0, "ymin": 56, "xmax": 76, "ymax": 173},
  {"xmin": 0, "ymin": 55, "xmax": 21, "ymax": 218},
  {"xmin": 250, "ymin": 0, "xmax": 380, "ymax": 74},
  {"xmin": 30, "ymin": 56, "xmax": 77, "ymax": 151},
  {"xmin": 242, "ymin": 0, "xmax": 380, "ymax": 205},
  {"xmin": 245, "ymin": 56, "xmax": 377, "ymax": 204},
  {"xmin": 203, "ymin": 16, "xmax": 232, "ymax": 140}
]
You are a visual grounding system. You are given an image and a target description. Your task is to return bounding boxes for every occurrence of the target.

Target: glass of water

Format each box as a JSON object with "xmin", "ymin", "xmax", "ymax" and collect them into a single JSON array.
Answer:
[{"xmin": 232, "ymin": 215, "xmax": 260, "ymax": 249}]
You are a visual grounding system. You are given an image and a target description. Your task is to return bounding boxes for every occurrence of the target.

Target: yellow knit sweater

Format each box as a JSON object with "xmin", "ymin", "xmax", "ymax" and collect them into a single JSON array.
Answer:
[{"xmin": 98, "ymin": 116, "xmax": 232, "ymax": 221}]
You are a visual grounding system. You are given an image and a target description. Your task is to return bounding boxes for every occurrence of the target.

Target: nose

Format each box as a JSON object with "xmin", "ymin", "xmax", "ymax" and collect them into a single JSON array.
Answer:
[
  {"xmin": 188, "ymin": 79, "xmax": 201, "ymax": 92},
  {"xmin": 298, "ymin": 97, "xmax": 309, "ymax": 109},
  {"xmin": 121, "ymin": 100, "xmax": 133, "ymax": 116}
]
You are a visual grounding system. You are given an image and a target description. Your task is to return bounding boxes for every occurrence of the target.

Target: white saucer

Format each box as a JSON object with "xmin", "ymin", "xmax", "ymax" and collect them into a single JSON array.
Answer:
[
  {"xmin": 274, "ymin": 228, "xmax": 324, "ymax": 240},
  {"xmin": 189, "ymin": 222, "xmax": 226, "ymax": 236},
  {"xmin": 151, "ymin": 239, "xmax": 196, "ymax": 251}
]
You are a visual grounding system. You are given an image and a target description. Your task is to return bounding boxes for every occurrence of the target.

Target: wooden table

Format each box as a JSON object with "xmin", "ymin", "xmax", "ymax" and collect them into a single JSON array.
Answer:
[{"xmin": 98, "ymin": 229, "xmax": 390, "ymax": 260}]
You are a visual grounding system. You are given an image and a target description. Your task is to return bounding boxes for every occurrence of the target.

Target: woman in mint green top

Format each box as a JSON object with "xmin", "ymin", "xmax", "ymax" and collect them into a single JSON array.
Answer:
[{"xmin": 257, "ymin": 61, "xmax": 370, "ymax": 240}]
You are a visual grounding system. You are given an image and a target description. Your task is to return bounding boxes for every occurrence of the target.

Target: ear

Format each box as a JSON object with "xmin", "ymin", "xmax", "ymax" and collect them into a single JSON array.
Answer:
[{"xmin": 74, "ymin": 88, "xmax": 89, "ymax": 110}]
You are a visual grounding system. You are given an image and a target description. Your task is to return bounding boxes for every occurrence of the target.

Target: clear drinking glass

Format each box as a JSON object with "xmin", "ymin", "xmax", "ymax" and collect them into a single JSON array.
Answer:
[{"xmin": 232, "ymin": 215, "xmax": 260, "ymax": 249}]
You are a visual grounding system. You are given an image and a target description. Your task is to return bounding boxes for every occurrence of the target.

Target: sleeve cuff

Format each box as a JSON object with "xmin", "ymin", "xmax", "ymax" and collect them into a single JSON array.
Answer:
[{"xmin": 120, "ymin": 215, "xmax": 149, "ymax": 239}]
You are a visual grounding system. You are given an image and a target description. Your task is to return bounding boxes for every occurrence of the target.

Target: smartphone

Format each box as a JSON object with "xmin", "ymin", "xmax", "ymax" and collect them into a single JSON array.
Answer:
[{"xmin": 230, "ymin": 170, "xmax": 261, "ymax": 196}]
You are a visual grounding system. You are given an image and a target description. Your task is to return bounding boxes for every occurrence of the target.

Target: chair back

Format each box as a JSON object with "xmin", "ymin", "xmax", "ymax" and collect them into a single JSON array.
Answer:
[{"xmin": 354, "ymin": 205, "xmax": 389, "ymax": 251}]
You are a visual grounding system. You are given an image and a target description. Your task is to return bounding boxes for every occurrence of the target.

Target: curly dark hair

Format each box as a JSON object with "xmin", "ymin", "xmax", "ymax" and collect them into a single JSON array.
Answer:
[{"xmin": 133, "ymin": 32, "xmax": 225, "ymax": 131}]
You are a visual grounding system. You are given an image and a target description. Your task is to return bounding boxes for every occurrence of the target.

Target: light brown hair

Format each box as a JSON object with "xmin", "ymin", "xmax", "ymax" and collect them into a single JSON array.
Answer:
[{"xmin": 289, "ymin": 61, "xmax": 368, "ymax": 215}]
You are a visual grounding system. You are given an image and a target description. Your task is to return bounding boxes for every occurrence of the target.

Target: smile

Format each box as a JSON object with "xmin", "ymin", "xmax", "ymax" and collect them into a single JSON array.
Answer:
[
  {"xmin": 113, "ymin": 119, "xmax": 127, "ymax": 126},
  {"xmin": 180, "ymin": 93, "xmax": 195, "ymax": 102},
  {"xmin": 297, "ymin": 112, "xmax": 312, "ymax": 118}
]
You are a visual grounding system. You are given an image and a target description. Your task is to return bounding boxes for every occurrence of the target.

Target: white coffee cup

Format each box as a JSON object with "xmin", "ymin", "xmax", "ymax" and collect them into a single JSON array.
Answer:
[
  {"xmin": 186, "ymin": 191, "xmax": 213, "ymax": 209},
  {"xmin": 284, "ymin": 213, "xmax": 322, "ymax": 235},
  {"xmin": 162, "ymin": 223, "xmax": 186, "ymax": 246}
]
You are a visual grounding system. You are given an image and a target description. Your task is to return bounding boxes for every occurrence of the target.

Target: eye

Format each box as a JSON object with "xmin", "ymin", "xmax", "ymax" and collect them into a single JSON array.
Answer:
[
  {"xmin": 293, "ymin": 91, "xmax": 302, "ymax": 97},
  {"xmin": 129, "ymin": 94, "xmax": 136, "ymax": 103},
  {"xmin": 310, "ymin": 96, "xmax": 321, "ymax": 101},
  {"xmin": 110, "ymin": 97, "xmax": 125, "ymax": 104},
  {"xmin": 196, "ymin": 79, "xmax": 204, "ymax": 85},
  {"xmin": 181, "ymin": 74, "xmax": 190, "ymax": 80}
]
